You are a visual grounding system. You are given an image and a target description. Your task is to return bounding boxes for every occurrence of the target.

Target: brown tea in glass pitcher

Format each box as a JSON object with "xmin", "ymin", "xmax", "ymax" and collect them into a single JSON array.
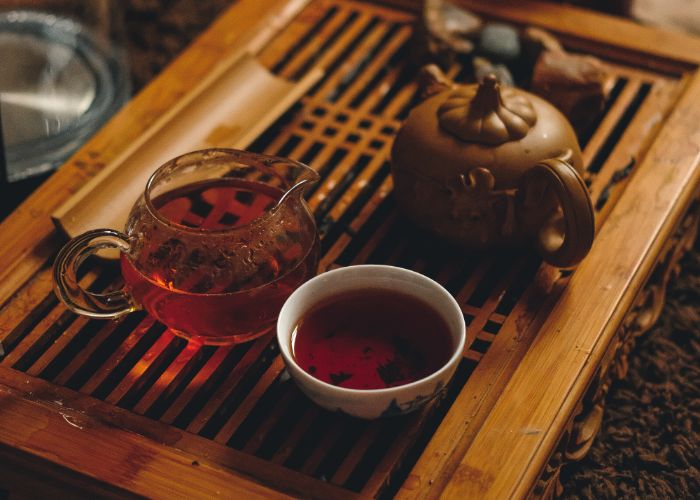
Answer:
[{"xmin": 53, "ymin": 149, "xmax": 320, "ymax": 345}]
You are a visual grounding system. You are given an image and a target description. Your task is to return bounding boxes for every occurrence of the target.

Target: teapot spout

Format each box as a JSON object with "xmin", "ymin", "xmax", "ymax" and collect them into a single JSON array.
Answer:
[{"xmin": 418, "ymin": 64, "xmax": 455, "ymax": 100}]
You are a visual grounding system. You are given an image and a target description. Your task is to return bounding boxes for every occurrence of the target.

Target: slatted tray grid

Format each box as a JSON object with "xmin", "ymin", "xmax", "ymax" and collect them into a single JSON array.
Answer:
[{"xmin": 0, "ymin": 0, "xmax": 686, "ymax": 496}]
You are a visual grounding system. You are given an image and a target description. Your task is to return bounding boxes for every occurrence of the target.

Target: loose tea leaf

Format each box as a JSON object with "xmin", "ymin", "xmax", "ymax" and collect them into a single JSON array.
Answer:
[{"xmin": 329, "ymin": 371, "xmax": 353, "ymax": 386}]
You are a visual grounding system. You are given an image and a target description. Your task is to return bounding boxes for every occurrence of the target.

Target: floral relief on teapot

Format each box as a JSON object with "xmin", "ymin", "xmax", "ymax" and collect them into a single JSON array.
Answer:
[
  {"xmin": 391, "ymin": 66, "xmax": 594, "ymax": 267},
  {"xmin": 449, "ymin": 167, "xmax": 508, "ymax": 244}
]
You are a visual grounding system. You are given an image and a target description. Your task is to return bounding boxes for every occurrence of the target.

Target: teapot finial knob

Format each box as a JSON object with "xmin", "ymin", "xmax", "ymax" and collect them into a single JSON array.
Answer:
[
  {"xmin": 483, "ymin": 74, "xmax": 498, "ymax": 86},
  {"xmin": 437, "ymin": 76, "xmax": 538, "ymax": 145},
  {"xmin": 474, "ymin": 74, "xmax": 504, "ymax": 112}
]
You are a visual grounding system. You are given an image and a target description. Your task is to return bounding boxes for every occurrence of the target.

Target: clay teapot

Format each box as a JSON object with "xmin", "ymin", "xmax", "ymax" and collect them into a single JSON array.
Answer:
[{"xmin": 390, "ymin": 66, "xmax": 594, "ymax": 267}]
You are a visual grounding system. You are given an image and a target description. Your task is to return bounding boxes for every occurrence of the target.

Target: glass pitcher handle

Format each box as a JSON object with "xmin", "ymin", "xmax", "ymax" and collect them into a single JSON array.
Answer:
[{"xmin": 53, "ymin": 229, "xmax": 137, "ymax": 318}]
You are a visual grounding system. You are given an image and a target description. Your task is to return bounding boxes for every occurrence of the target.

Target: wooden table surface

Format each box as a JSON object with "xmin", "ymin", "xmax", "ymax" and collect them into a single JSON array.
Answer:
[{"xmin": 1, "ymin": 1, "xmax": 700, "ymax": 498}]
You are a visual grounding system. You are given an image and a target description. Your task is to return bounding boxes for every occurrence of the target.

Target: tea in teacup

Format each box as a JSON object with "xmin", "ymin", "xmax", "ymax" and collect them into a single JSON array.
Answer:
[{"xmin": 291, "ymin": 288, "xmax": 453, "ymax": 389}]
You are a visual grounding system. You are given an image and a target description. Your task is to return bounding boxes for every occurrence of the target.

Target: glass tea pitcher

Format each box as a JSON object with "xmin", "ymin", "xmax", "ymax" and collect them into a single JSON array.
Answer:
[{"xmin": 54, "ymin": 149, "xmax": 320, "ymax": 345}]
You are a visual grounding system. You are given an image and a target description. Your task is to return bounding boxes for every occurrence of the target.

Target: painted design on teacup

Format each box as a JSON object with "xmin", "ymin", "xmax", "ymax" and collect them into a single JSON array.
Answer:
[{"xmin": 380, "ymin": 381, "xmax": 447, "ymax": 418}]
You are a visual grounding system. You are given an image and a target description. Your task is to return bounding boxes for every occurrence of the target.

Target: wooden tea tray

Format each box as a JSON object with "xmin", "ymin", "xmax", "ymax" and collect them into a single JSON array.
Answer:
[{"xmin": 2, "ymin": 0, "xmax": 700, "ymax": 497}]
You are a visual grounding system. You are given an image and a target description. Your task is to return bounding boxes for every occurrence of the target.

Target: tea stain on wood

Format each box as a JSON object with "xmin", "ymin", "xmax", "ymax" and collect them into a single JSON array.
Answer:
[{"xmin": 0, "ymin": 383, "xmax": 290, "ymax": 499}]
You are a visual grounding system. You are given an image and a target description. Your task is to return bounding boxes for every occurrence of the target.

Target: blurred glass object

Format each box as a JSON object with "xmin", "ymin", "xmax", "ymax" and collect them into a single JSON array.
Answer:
[
  {"xmin": 630, "ymin": 0, "xmax": 700, "ymax": 35},
  {"xmin": 0, "ymin": 0, "xmax": 130, "ymax": 183}
]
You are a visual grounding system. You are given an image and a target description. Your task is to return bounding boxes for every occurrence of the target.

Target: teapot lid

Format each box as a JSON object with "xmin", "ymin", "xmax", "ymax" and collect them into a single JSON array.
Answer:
[{"xmin": 438, "ymin": 75, "xmax": 537, "ymax": 145}]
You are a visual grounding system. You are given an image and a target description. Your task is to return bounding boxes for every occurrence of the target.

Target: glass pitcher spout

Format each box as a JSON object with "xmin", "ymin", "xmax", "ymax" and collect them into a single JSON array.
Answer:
[{"xmin": 276, "ymin": 160, "xmax": 320, "ymax": 207}]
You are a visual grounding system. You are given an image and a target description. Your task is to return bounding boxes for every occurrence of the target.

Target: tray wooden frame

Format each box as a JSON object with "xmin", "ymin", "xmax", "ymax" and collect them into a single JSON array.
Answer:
[{"xmin": 1, "ymin": 0, "xmax": 699, "ymax": 498}]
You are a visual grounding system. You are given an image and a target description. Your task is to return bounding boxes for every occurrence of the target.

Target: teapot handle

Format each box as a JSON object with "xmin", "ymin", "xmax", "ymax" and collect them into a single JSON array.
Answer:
[{"xmin": 517, "ymin": 158, "xmax": 595, "ymax": 268}]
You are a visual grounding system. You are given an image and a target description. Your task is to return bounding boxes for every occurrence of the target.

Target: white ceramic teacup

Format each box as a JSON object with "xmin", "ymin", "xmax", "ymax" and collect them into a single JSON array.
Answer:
[{"xmin": 277, "ymin": 265, "xmax": 466, "ymax": 419}]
